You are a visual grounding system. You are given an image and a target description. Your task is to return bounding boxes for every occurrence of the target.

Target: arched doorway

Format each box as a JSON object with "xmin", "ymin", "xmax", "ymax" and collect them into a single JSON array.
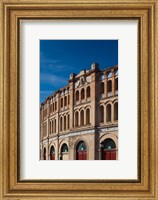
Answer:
[
  {"xmin": 101, "ymin": 139, "xmax": 116, "ymax": 160},
  {"xmin": 43, "ymin": 147, "xmax": 46, "ymax": 160},
  {"xmin": 50, "ymin": 145, "xmax": 55, "ymax": 160},
  {"xmin": 76, "ymin": 141, "xmax": 87, "ymax": 160},
  {"xmin": 61, "ymin": 143, "xmax": 69, "ymax": 160}
]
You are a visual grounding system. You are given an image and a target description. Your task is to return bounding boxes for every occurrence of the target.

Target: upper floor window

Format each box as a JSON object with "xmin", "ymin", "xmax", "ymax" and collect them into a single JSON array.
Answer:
[
  {"xmin": 76, "ymin": 90, "xmax": 79, "ymax": 101},
  {"xmin": 81, "ymin": 88, "xmax": 85, "ymax": 100},
  {"xmin": 101, "ymin": 82, "xmax": 104, "ymax": 94},
  {"xmin": 67, "ymin": 114, "xmax": 70, "ymax": 129},
  {"xmin": 61, "ymin": 98, "xmax": 63, "ymax": 108},
  {"xmin": 75, "ymin": 111, "xmax": 79, "ymax": 127},
  {"xmin": 107, "ymin": 80, "xmax": 112, "ymax": 92},
  {"xmin": 114, "ymin": 69, "xmax": 118, "ymax": 76},
  {"xmin": 86, "ymin": 108, "xmax": 90, "ymax": 124},
  {"xmin": 107, "ymin": 71, "xmax": 112, "ymax": 78},
  {"xmin": 114, "ymin": 102, "xmax": 118, "ymax": 121},
  {"xmin": 50, "ymin": 104, "xmax": 53, "ymax": 113},
  {"xmin": 86, "ymin": 86, "xmax": 90, "ymax": 98},
  {"xmin": 64, "ymin": 116, "xmax": 66, "ymax": 130},
  {"xmin": 99, "ymin": 105, "xmax": 104, "ymax": 123},
  {"xmin": 60, "ymin": 117, "xmax": 63, "ymax": 131},
  {"xmin": 106, "ymin": 104, "xmax": 112, "ymax": 122},
  {"xmin": 115, "ymin": 78, "xmax": 118, "ymax": 91},
  {"xmin": 55, "ymin": 101, "xmax": 57, "ymax": 110},
  {"xmin": 54, "ymin": 119, "xmax": 56, "ymax": 133},
  {"xmin": 80, "ymin": 110, "xmax": 84, "ymax": 126},
  {"xmin": 99, "ymin": 74, "xmax": 104, "ymax": 80},
  {"xmin": 64, "ymin": 96, "xmax": 67, "ymax": 106}
]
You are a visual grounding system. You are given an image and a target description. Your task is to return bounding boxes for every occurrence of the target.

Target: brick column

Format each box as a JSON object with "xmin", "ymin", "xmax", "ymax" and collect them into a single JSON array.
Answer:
[
  {"xmin": 69, "ymin": 74, "xmax": 75, "ymax": 129},
  {"xmin": 111, "ymin": 103, "xmax": 114, "ymax": 124},
  {"xmin": 104, "ymin": 105, "xmax": 106, "ymax": 125},
  {"xmin": 90, "ymin": 72, "xmax": 97, "ymax": 127},
  {"xmin": 84, "ymin": 110, "xmax": 86, "ymax": 125},
  {"xmin": 62, "ymin": 116, "xmax": 64, "ymax": 132},
  {"xmin": 56, "ymin": 112, "xmax": 59, "ymax": 160},
  {"xmin": 104, "ymin": 75, "xmax": 107, "ymax": 98},
  {"xmin": 46, "ymin": 118, "xmax": 49, "ymax": 137},
  {"xmin": 66, "ymin": 115, "xmax": 68, "ymax": 130},
  {"xmin": 47, "ymin": 99, "xmax": 50, "ymax": 117},
  {"xmin": 112, "ymin": 69, "xmax": 115, "ymax": 96},
  {"xmin": 79, "ymin": 111, "xmax": 81, "ymax": 126}
]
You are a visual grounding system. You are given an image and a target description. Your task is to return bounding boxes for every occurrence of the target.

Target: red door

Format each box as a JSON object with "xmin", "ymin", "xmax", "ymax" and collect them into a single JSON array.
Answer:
[
  {"xmin": 102, "ymin": 149, "xmax": 116, "ymax": 160},
  {"xmin": 50, "ymin": 154, "xmax": 55, "ymax": 160},
  {"xmin": 77, "ymin": 150, "xmax": 87, "ymax": 160}
]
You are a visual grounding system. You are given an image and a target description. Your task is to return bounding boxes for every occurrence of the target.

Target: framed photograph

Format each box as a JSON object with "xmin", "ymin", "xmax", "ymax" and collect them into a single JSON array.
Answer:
[
  {"xmin": 40, "ymin": 39, "xmax": 118, "ymax": 162},
  {"xmin": 0, "ymin": 0, "xmax": 158, "ymax": 199}
]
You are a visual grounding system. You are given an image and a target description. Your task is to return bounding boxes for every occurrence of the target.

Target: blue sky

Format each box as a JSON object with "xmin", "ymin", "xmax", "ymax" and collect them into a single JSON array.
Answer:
[{"xmin": 40, "ymin": 40, "xmax": 118, "ymax": 103}]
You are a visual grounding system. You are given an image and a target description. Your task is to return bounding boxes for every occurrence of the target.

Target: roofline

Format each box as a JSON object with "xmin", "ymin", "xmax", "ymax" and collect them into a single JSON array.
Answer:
[{"xmin": 40, "ymin": 64, "xmax": 118, "ymax": 105}]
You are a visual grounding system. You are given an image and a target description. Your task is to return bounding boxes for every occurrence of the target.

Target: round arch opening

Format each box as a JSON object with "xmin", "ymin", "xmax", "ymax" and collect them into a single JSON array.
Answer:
[
  {"xmin": 76, "ymin": 141, "xmax": 87, "ymax": 160},
  {"xmin": 60, "ymin": 143, "xmax": 69, "ymax": 160},
  {"xmin": 43, "ymin": 147, "xmax": 46, "ymax": 160},
  {"xmin": 101, "ymin": 138, "xmax": 116, "ymax": 160},
  {"xmin": 50, "ymin": 145, "xmax": 55, "ymax": 160}
]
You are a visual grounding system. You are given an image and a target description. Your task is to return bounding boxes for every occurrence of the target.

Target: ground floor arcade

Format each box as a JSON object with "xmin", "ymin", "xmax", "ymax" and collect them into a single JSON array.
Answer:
[{"xmin": 40, "ymin": 127, "xmax": 118, "ymax": 160}]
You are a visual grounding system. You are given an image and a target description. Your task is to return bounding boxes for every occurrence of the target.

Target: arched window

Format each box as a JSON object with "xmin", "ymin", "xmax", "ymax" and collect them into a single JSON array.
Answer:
[
  {"xmin": 115, "ymin": 78, "xmax": 118, "ymax": 91},
  {"xmin": 53, "ymin": 103, "xmax": 54, "ymax": 112},
  {"xmin": 102, "ymin": 139, "xmax": 116, "ymax": 150},
  {"xmin": 80, "ymin": 110, "xmax": 84, "ymax": 126},
  {"xmin": 64, "ymin": 115, "xmax": 66, "ymax": 130},
  {"xmin": 77, "ymin": 141, "xmax": 87, "ymax": 151},
  {"xmin": 68, "ymin": 95, "xmax": 70, "ymax": 104},
  {"xmin": 51, "ymin": 120, "xmax": 54, "ymax": 133},
  {"xmin": 67, "ymin": 114, "xmax": 70, "ymax": 129},
  {"xmin": 43, "ymin": 148, "xmax": 46, "ymax": 160},
  {"xmin": 61, "ymin": 143, "xmax": 69, "ymax": 153},
  {"xmin": 60, "ymin": 117, "xmax": 63, "ymax": 131},
  {"xmin": 50, "ymin": 146, "xmax": 55, "ymax": 160},
  {"xmin": 99, "ymin": 105, "xmax": 104, "ymax": 123},
  {"xmin": 86, "ymin": 86, "xmax": 90, "ymax": 98},
  {"xmin": 64, "ymin": 96, "xmax": 67, "ymax": 106},
  {"xmin": 49, "ymin": 121, "xmax": 51, "ymax": 134},
  {"xmin": 101, "ymin": 139, "xmax": 116, "ymax": 160},
  {"xmin": 114, "ymin": 102, "xmax": 118, "ymax": 121},
  {"xmin": 61, "ymin": 98, "xmax": 63, "ymax": 108},
  {"xmin": 114, "ymin": 69, "xmax": 118, "ymax": 76},
  {"xmin": 50, "ymin": 104, "xmax": 53, "ymax": 113},
  {"xmin": 61, "ymin": 143, "xmax": 69, "ymax": 160},
  {"xmin": 86, "ymin": 108, "xmax": 90, "ymax": 124},
  {"xmin": 54, "ymin": 119, "xmax": 56, "ymax": 133},
  {"xmin": 55, "ymin": 101, "xmax": 57, "ymax": 110},
  {"xmin": 107, "ymin": 80, "xmax": 112, "ymax": 92},
  {"xmin": 101, "ymin": 82, "xmax": 104, "ymax": 94},
  {"xmin": 106, "ymin": 104, "xmax": 112, "ymax": 122},
  {"xmin": 76, "ymin": 90, "xmax": 79, "ymax": 101},
  {"xmin": 81, "ymin": 88, "xmax": 85, "ymax": 100},
  {"xmin": 76, "ymin": 141, "xmax": 87, "ymax": 160},
  {"xmin": 75, "ymin": 111, "xmax": 79, "ymax": 127}
]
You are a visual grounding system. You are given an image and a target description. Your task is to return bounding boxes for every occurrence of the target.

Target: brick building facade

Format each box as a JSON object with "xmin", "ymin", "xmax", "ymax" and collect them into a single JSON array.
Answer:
[{"xmin": 40, "ymin": 63, "xmax": 118, "ymax": 160}]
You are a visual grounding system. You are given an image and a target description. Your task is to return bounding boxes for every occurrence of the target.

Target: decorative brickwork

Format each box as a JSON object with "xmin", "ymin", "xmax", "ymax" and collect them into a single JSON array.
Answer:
[{"xmin": 40, "ymin": 63, "xmax": 118, "ymax": 160}]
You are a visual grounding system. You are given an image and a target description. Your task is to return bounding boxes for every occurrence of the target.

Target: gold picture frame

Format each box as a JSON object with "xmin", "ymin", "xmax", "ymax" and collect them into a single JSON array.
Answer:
[{"xmin": 0, "ymin": 0, "xmax": 158, "ymax": 199}]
